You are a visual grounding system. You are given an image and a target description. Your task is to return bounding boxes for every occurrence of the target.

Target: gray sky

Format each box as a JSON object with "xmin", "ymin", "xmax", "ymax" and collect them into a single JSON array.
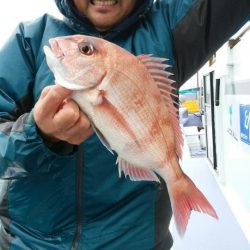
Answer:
[{"xmin": 0, "ymin": 1, "xmax": 62, "ymax": 47}]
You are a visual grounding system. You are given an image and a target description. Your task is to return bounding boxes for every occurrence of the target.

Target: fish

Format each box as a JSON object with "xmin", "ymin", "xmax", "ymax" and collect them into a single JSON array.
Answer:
[{"xmin": 43, "ymin": 34, "xmax": 218, "ymax": 236}]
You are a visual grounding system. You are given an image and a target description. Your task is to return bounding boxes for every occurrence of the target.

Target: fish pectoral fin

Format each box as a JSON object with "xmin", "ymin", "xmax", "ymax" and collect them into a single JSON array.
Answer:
[
  {"xmin": 92, "ymin": 125, "xmax": 114, "ymax": 155},
  {"xmin": 116, "ymin": 157, "xmax": 160, "ymax": 182},
  {"xmin": 87, "ymin": 89, "xmax": 105, "ymax": 106}
]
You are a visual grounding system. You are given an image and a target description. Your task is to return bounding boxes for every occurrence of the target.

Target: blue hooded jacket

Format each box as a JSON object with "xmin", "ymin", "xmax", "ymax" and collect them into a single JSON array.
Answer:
[{"xmin": 0, "ymin": 0, "xmax": 249, "ymax": 249}]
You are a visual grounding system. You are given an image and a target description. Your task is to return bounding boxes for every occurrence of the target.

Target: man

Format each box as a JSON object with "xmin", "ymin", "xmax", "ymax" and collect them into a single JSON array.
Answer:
[{"xmin": 0, "ymin": 0, "xmax": 249, "ymax": 249}]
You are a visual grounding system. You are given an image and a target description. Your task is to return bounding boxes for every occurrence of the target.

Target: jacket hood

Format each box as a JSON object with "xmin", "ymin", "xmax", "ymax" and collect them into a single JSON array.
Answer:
[{"xmin": 54, "ymin": 0, "xmax": 153, "ymax": 38}]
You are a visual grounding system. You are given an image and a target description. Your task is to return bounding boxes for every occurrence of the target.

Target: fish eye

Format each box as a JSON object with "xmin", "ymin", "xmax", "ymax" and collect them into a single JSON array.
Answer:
[{"xmin": 79, "ymin": 42, "xmax": 95, "ymax": 56}]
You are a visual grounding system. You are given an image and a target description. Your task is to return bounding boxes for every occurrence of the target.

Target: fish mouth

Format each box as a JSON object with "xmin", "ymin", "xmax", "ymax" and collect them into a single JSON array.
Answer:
[
  {"xmin": 48, "ymin": 39, "xmax": 65, "ymax": 59},
  {"xmin": 43, "ymin": 38, "xmax": 65, "ymax": 67},
  {"xmin": 90, "ymin": 0, "xmax": 118, "ymax": 6},
  {"xmin": 43, "ymin": 45, "xmax": 61, "ymax": 67}
]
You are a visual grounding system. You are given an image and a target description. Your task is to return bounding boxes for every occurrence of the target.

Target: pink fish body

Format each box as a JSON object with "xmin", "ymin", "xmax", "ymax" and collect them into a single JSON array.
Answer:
[{"xmin": 44, "ymin": 35, "xmax": 218, "ymax": 236}]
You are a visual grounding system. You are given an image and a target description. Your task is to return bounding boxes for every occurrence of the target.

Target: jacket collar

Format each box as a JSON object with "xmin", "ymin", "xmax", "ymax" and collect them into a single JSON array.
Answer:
[{"xmin": 54, "ymin": 0, "xmax": 153, "ymax": 38}]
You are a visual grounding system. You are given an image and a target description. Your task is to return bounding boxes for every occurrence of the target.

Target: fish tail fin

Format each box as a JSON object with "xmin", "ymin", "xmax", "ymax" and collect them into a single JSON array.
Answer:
[{"xmin": 171, "ymin": 175, "xmax": 218, "ymax": 237}]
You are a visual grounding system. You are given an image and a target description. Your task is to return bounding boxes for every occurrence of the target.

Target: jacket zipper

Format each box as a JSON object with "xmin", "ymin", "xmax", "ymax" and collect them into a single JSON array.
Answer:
[{"xmin": 71, "ymin": 146, "xmax": 83, "ymax": 250}]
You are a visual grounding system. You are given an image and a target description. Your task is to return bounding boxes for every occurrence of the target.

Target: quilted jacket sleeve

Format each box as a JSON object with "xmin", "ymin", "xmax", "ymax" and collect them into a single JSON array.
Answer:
[
  {"xmin": 0, "ymin": 23, "xmax": 74, "ymax": 179},
  {"xmin": 165, "ymin": 0, "xmax": 250, "ymax": 84}
]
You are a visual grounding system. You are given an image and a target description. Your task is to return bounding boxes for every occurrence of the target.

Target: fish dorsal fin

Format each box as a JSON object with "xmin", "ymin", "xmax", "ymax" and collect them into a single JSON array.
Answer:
[
  {"xmin": 138, "ymin": 54, "xmax": 184, "ymax": 159},
  {"xmin": 116, "ymin": 157, "xmax": 160, "ymax": 182}
]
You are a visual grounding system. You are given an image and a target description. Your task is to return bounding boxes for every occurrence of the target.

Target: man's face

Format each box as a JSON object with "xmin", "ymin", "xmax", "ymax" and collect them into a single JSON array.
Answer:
[{"xmin": 73, "ymin": 0, "xmax": 136, "ymax": 31}]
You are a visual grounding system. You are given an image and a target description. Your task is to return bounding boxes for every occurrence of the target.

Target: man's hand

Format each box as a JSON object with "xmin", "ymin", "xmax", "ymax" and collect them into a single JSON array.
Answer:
[{"xmin": 34, "ymin": 85, "xmax": 93, "ymax": 145}]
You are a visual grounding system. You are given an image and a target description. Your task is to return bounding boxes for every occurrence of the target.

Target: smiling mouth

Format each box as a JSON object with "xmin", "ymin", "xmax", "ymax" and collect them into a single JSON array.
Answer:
[{"xmin": 91, "ymin": 0, "xmax": 118, "ymax": 6}]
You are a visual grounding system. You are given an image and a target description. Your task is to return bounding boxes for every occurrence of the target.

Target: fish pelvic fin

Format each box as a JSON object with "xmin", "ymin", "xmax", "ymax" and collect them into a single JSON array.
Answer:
[
  {"xmin": 116, "ymin": 157, "xmax": 160, "ymax": 182},
  {"xmin": 171, "ymin": 174, "xmax": 218, "ymax": 237},
  {"xmin": 92, "ymin": 125, "xmax": 113, "ymax": 155}
]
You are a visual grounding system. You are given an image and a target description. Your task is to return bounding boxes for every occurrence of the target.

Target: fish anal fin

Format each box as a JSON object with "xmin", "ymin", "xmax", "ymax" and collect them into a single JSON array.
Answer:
[
  {"xmin": 116, "ymin": 157, "xmax": 160, "ymax": 182},
  {"xmin": 171, "ymin": 175, "xmax": 218, "ymax": 237}
]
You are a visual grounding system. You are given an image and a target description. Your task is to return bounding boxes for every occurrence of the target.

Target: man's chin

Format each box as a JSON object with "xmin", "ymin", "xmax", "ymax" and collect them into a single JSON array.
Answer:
[
  {"xmin": 94, "ymin": 22, "xmax": 114, "ymax": 32},
  {"xmin": 90, "ymin": 15, "xmax": 119, "ymax": 31}
]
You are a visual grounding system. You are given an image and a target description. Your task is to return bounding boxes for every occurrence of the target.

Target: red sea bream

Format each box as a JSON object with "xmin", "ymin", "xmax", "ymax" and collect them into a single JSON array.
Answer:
[{"xmin": 44, "ymin": 34, "xmax": 218, "ymax": 236}]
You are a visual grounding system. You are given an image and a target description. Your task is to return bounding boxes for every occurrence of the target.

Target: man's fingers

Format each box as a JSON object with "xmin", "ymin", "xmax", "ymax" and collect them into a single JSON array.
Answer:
[
  {"xmin": 39, "ymin": 85, "xmax": 72, "ymax": 117},
  {"xmin": 61, "ymin": 113, "xmax": 93, "ymax": 144},
  {"xmin": 39, "ymin": 85, "xmax": 53, "ymax": 99},
  {"xmin": 34, "ymin": 85, "xmax": 93, "ymax": 144},
  {"xmin": 53, "ymin": 99, "xmax": 80, "ymax": 130}
]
